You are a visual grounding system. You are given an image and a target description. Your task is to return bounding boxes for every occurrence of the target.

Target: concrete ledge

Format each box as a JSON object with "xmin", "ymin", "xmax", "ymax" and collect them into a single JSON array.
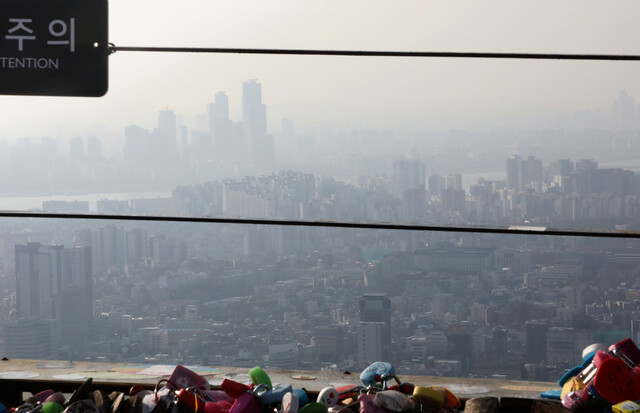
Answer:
[{"xmin": 0, "ymin": 359, "xmax": 566, "ymax": 412}]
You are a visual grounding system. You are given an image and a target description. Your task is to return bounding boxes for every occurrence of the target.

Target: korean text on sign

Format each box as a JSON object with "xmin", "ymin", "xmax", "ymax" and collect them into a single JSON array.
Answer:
[{"xmin": 4, "ymin": 18, "xmax": 75, "ymax": 52}]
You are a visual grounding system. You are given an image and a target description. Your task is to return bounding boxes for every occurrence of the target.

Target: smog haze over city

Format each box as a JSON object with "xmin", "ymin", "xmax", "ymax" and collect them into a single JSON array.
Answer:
[{"xmin": 2, "ymin": 1, "xmax": 640, "ymax": 384}]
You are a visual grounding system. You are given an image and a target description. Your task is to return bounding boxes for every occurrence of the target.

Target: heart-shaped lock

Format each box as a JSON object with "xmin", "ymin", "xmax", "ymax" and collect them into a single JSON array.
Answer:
[{"xmin": 591, "ymin": 357, "xmax": 640, "ymax": 405}]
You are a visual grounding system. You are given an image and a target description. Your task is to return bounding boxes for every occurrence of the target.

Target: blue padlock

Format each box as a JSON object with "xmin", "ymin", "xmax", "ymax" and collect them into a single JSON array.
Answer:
[
  {"xmin": 293, "ymin": 389, "xmax": 309, "ymax": 407},
  {"xmin": 256, "ymin": 384, "xmax": 293, "ymax": 405},
  {"xmin": 360, "ymin": 362, "xmax": 395, "ymax": 387}
]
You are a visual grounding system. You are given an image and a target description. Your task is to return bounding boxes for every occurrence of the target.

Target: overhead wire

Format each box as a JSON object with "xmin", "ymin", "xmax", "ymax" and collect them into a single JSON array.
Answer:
[
  {"xmin": 107, "ymin": 45, "xmax": 640, "ymax": 61},
  {"xmin": 1, "ymin": 211, "xmax": 639, "ymax": 239}
]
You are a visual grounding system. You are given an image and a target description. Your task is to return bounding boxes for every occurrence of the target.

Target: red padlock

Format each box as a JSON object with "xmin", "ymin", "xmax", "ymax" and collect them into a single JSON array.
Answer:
[
  {"xmin": 204, "ymin": 400, "xmax": 233, "ymax": 413},
  {"xmin": 177, "ymin": 388, "xmax": 206, "ymax": 413},
  {"xmin": 221, "ymin": 379, "xmax": 252, "ymax": 399},
  {"xmin": 591, "ymin": 359, "xmax": 640, "ymax": 405}
]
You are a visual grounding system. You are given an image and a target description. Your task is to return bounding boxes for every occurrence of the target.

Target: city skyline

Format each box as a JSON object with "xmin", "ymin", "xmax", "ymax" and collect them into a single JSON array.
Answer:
[
  {"xmin": 2, "ymin": 209, "xmax": 639, "ymax": 380},
  {"xmin": 4, "ymin": 1, "xmax": 640, "ymax": 389},
  {"xmin": 1, "ymin": 148, "xmax": 640, "ymax": 379},
  {"xmin": 1, "ymin": 1, "xmax": 640, "ymax": 141},
  {"xmin": 1, "ymin": 83, "xmax": 639, "ymax": 165}
]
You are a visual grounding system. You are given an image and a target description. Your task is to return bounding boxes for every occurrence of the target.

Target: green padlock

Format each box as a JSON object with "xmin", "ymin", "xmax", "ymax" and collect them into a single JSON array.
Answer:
[
  {"xmin": 249, "ymin": 366, "xmax": 272, "ymax": 390},
  {"xmin": 42, "ymin": 402, "xmax": 64, "ymax": 413},
  {"xmin": 299, "ymin": 402, "xmax": 328, "ymax": 413}
]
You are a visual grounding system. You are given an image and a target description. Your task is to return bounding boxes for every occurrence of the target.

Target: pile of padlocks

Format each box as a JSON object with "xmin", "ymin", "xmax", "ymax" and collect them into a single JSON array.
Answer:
[
  {"xmin": 557, "ymin": 338, "xmax": 640, "ymax": 412},
  {"xmin": 1, "ymin": 362, "xmax": 464, "ymax": 413}
]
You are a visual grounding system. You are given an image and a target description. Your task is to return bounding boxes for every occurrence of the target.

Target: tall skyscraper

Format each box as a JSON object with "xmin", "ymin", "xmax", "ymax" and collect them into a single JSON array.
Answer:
[
  {"xmin": 15, "ymin": 243, "xmax": 63, "ymax": 320},
  {"xmin": 158, "ymin": 110, "xmax": 177, "ymax": 161},
  {"xmin": 59, "ymin": 246, "xmax": 93, "ymax": 346},
  {"xmin": 126, "ymin": 228, "xmax": 150, "ymax": 265},
  {"xmin": 612, "ymin": 90, "xmax": 636, "ymax": 130},
  {"xmin": 393, "ymin": 159, "xmax": 426, "ymax": 194},
  {"xmin": 86, "ymin": 136, "xmax": 101, "ymax": 161},
  {"xmin": 505, "ymin": 155, "xmax": 543, "ymax": 192},
  {"xmin": 98, "ymin": 225, "xmax": 126, "ymax": 271},
  {"xmin": 208, "ymin": 92, "xmax": 234, "ymax": 159},
  {"xmin": 242, "ymin": 80, "xmax": 273, "ymax": 172},
  {"xmin": 394, "ymin": 159, "xmax": 427, "ymax": 221},
  {"xmin": 243, "ymin": 80, "xmax": 266, "ymax": 138},
  {"xmin": 446, "ymin": 324, "xmax": 473, "ymax": 375},
  {"xmin": 525, "ymin": 320, "xmax": 548, "ymax": 364},
  {"xmin": 445, "ymin": 174, "xmax": 462, "ymax": 191},
  {"xmin": 14, "ymin": 243, "xmax": 92, "ymax": 351},
  {"xmin": 69, "ymin": 137, "xmax": 84, "ymax": 164},
  {"xmin": 124, "ymin": 125, "xmax": 150, "ymax": 165},
  {"xmin": 357, "ymin": 294, "xmax": 391, "ymax": 367},
  {"xmin": 428, "ymin": 174, "xmax": 446, "ymax": 197},
  {"xmin": 547, "ymin": 159, "xmax": 574, "ymax": 180}
]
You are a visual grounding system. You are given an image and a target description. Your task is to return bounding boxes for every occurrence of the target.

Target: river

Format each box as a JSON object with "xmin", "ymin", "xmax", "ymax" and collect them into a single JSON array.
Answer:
[
  {"xmin": 0, "ymin": 159, "xmax": 637, "ymax": 212},
  {"xmin": 0, "ymin": 191, "xmax": 172, "ymax": 212}
]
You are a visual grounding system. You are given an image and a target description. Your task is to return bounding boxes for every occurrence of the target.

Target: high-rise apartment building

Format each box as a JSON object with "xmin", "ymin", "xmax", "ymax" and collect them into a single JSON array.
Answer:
[
  {"xmin": 428, "ymin": 174, "xmax": 446, "ymax": 197},
  {"xmin": 69, "ymin": 136, "xmax": 84, "ymax": 163},
  {"xmin": 357, "ymin": 294, "xmax": 391, "ymax": 367},
  {"xmin": 313, "ymin": 325, "xmax": 345, "ymax": 363},
  {"xmin": 506, "ymin": 155, "xmax": 543, "ymax": 192},
  {"xmin": 59, "ymin": 246, "xmax": 93, "ymax": 346},
  {"xmin": 393, "ymin": 159, "xmax": 425, "ymax": 193},
  {"xmin": 393, "ymin": 159, "xmax": 427, "ymax": 221},
  {"xmin": 242, "ymin": 80, "xmax": 273, "ymax": 173},
  {"xmin": 243, "ymin": 80, "xmax": 266, "ymax": 138},
  {"xmin": 158, "ymin": 110, "xmax": 177, "ymax": 161},
  {"xmin": 612, "ymin": 90, "xmax": 637, "ymax": 130},
  {"xmin": 15, "ymin": 243, "xmax": 63, "ymax": 320},
  {"xmin": 547, "ymin": 159, "xmax": 574, "ymax": 180},
  {"xmin": 99, "ymin": 225, "xmax": 126, "ymax": 271},
  {"xmin": 3, "ymin": 318, "xmax": 58, "ymax": 359},
  {"xmin": 446, "ymin": 174, "xmax": 462, "ymax": 191},
  {"xmin": 208, "ymin": 92, "xmax": 234, "ymax": 159},
  {"xmin": 525, "ymin": 320, "xmax": 548, "ymax": 364},
  {"xmin": 14, "ymin": 243, "xmax": 92, "ymax": 352},
  {"xmin": 87, "ymin": 136, "xmax": 101, "ymax": 161},
  {"xmin": 124, "ymin": 125, "xmax": 150, "ymax": 164}
]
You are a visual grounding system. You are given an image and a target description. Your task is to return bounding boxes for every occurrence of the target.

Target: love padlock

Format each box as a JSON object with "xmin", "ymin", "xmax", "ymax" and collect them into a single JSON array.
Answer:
[
  {"xmin": 279, "ymin": 392, "xmax": 299, "ymax": 413},
  {"xmin": 249, "ymin": 367, "xmax": 272, "ymax": 390},
  {"xmin": 360, "ymin": 362, "xmax": 395, "ymax": 387},
  {"xmin": 255, "ymin": 384, "xmax": 293, "ymax": 405},
  {"xmin": 316, "ymin": 387, "xmax": 339, "ymax": 408}
]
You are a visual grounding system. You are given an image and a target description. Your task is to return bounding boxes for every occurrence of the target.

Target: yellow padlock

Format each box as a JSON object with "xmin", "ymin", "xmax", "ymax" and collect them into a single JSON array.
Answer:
[
  {"xmin": 412, "ymin": 386, "xmax": 444, "ymax": 410},
  {"xmin": 612, "ymin": 401, "xmax": 640, "ymax": 413}
]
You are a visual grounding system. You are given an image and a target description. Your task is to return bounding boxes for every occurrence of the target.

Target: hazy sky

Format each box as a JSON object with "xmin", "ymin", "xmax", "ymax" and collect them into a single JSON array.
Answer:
[{"xmin": 2, "ymin": 1, "xmax": 640, "ymax": 142}]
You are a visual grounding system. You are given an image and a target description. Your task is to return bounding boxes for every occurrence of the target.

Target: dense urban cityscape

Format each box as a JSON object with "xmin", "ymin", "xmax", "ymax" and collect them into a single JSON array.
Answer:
[{"xmin": 2, "ymin": 81, "xmax": 640, "ymax": 384}]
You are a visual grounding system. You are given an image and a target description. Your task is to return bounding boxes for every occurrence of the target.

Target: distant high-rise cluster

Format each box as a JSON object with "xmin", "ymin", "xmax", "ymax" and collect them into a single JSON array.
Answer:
[
  {"xmin": 123, "ymin": 79, "xmax": 274, "ymax": 182},
  {"xmin": 75, "ymin": 225, "xmax": 187, "ymax": 273}
]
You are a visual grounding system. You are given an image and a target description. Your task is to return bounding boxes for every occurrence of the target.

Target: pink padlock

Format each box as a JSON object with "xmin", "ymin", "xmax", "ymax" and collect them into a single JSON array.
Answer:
[
  {"xmin": 204, "ymin": 400, "xmax": 233, "ymax": 413},
  {"xmin": 229, "ymin": 393, "xmax": 260, "ymax": 413},
  {"xmin": 358, "ymin": 394, "xmax": 385, "ymax": 413},
  {"xmin": 34, "ymin": 390, "xmax": 55, "ymax": 404}
]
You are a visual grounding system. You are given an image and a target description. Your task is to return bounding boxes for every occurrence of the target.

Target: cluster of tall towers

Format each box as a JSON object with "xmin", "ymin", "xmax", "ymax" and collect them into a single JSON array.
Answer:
[
  {"xmin": 205, "ymin": 79, "xmax": 274, "ymax": 172},
  {"xmin": 125, "ymin": 79, "xmax": 274, "ymax": 179}
]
